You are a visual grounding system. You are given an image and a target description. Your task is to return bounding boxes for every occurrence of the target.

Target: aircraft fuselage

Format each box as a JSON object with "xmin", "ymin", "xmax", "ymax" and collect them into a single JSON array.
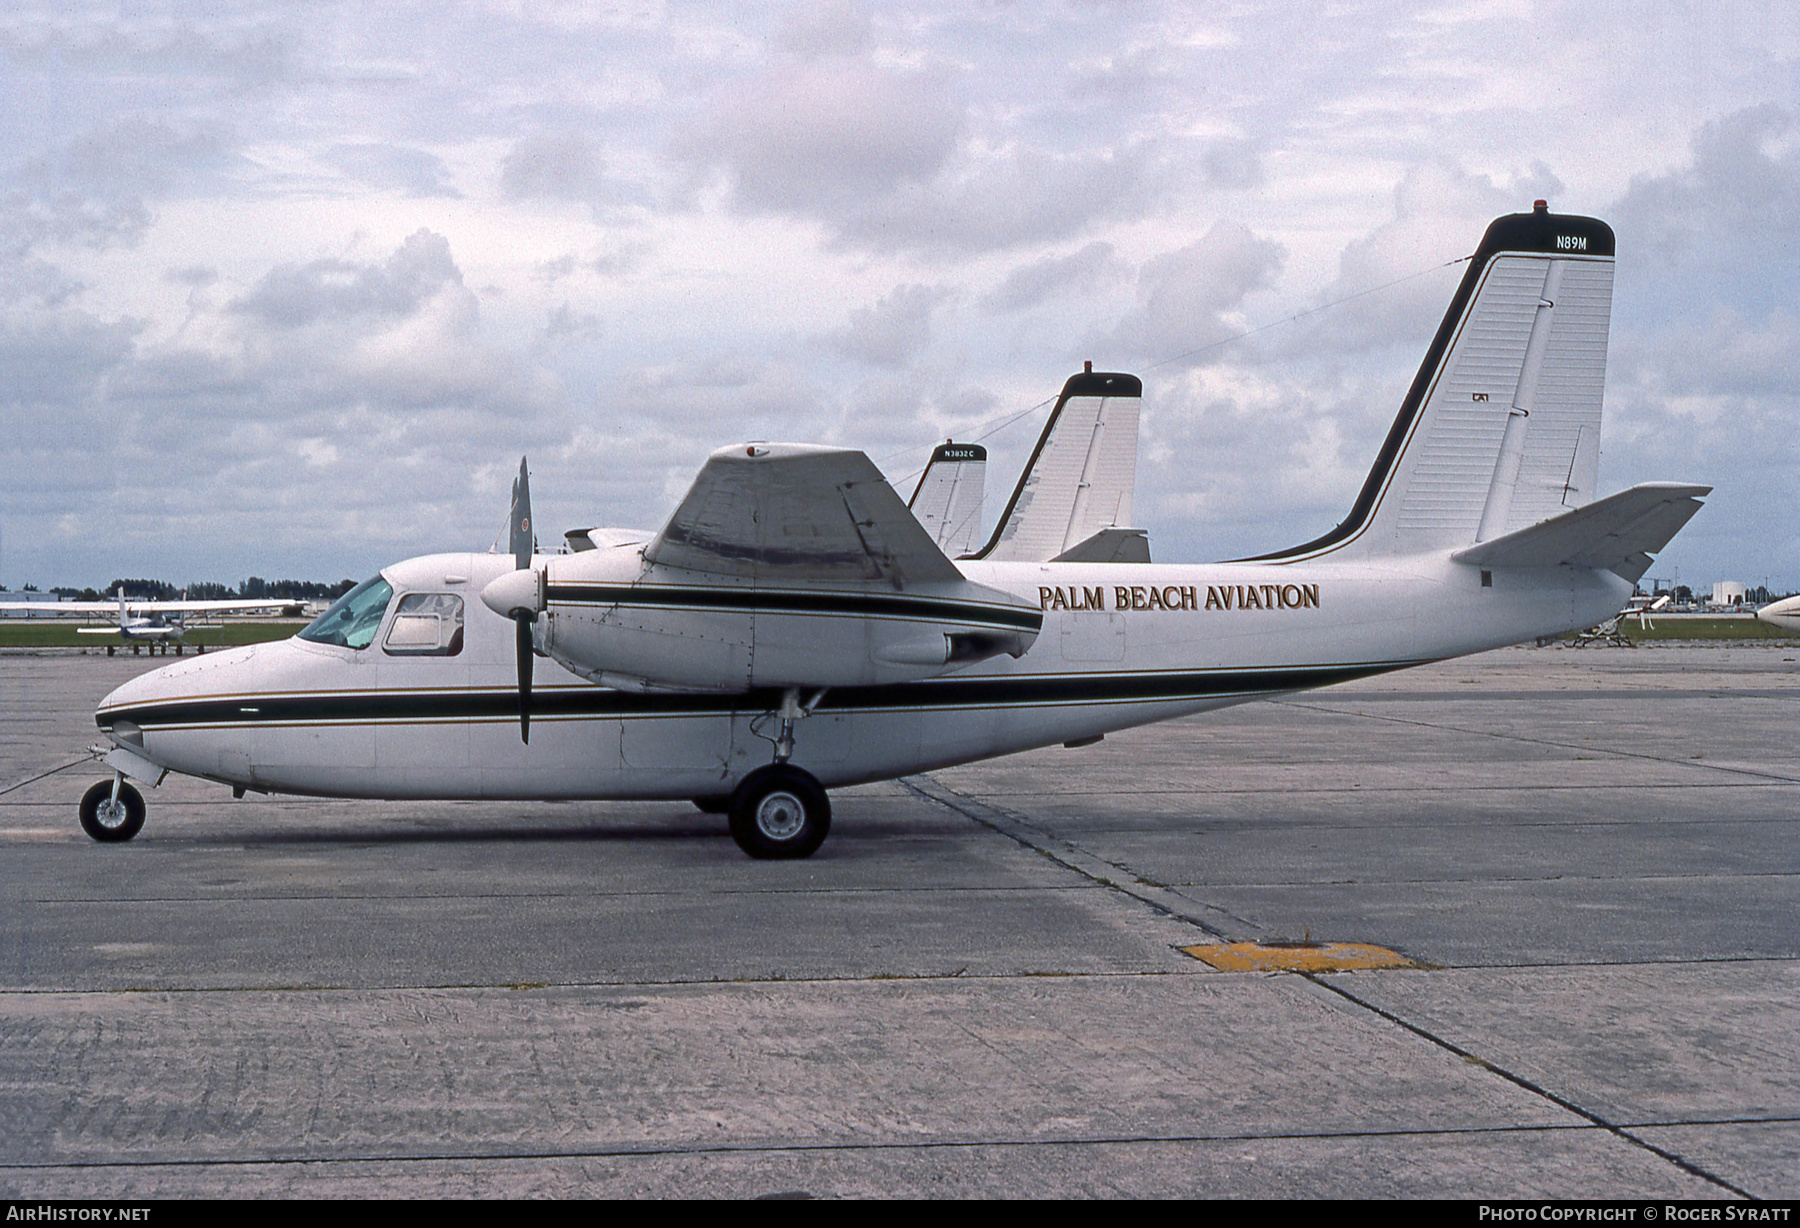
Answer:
[{"xmin": 95, "ymin": 547, "xmax": 1628, "ymax": 802}]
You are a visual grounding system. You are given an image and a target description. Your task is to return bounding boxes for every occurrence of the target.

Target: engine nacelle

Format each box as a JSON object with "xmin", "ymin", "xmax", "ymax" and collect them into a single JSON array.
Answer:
[{"xmin": 534, "ymin": 574, "xmax": 1040, "ymax": 693}]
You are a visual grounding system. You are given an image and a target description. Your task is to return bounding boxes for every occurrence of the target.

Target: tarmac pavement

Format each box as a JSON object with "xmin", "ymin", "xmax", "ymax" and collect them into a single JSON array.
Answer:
[{"xmin": 0, "ymin": 643, "xmax": 1794, "ymax": 1197}]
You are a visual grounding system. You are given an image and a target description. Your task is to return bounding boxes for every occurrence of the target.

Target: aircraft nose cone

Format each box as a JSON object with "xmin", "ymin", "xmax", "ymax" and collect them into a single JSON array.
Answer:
[{"xmin": 480, "ymin": 568, "xmax": 544, "ymax": 618}]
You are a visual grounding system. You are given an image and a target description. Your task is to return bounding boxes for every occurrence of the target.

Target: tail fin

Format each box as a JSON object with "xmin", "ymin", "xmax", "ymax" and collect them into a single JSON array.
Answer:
[
  {"xmin": 1252, "ymin": 204, "xmax": 1616, "ymax": 561},
  {"xmin": 976, "ymin": 369, "xmax": 1143, "ymax": 562},
  {"xmin": 908, "ymin": 442, "xmax": 987, "ymax": 556}
]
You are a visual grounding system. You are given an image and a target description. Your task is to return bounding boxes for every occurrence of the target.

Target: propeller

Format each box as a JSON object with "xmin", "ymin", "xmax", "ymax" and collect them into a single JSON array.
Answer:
[{"xmin": 486, "ymin": 457, "xmax": 542, "ymax": 743}]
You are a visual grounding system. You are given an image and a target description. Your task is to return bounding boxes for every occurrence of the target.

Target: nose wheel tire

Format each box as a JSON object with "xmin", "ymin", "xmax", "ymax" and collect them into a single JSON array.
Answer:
[
  {"xmin": 728, "ymin": 765, "xmax": 830, "ymax": 859},
  {"xmin": 80, "ymin": 780, "xmax": 145, "ymax": 843}
]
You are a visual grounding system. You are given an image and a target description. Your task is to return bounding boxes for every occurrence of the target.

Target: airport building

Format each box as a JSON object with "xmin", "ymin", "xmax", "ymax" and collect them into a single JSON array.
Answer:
[{"xmin": 1711, "ymin": 581, "xmax": 1748, "ymax": 608}]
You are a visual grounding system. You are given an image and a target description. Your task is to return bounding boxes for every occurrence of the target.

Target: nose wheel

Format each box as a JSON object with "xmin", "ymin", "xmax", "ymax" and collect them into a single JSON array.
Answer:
[
  {"xmin": 728, "ymin": 764, "xmax": 830, "ymax": 859},
  {"xmin": 80, "ymin": 778, "xmax": 145, "ymax": 843}
]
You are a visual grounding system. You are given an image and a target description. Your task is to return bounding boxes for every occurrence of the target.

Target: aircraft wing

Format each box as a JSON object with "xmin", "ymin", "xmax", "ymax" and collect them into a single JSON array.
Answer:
[
  {"xmin": 130, "ymin": 600, "xmax": 302, "ymax": 614},
  {"xmin": 644, "ymin": 444, "xmax": 964, "ymax": 587},
  {"xmin": 1452, "ymin": 483, "xmax": 1711, "ymax": 583}
]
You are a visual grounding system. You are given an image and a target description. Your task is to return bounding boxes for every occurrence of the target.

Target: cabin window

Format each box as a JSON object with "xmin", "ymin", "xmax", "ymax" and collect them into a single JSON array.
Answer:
[
  {"xmin": 383, "ymin": 592, "xmax": 465, "ymax": 657},
  {"xmin": 297, "ymin": 576, "xmax": 393, "ymax": 650}
]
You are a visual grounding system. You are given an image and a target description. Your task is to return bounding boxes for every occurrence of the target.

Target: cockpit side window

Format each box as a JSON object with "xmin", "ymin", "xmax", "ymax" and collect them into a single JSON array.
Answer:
[
  {"xmin": 297, "ymin": 576, "xmax": 394, "ymax": 650},
  {"xmin": 383, "ymin": 592, "xmax": 465, "ymax": 657}
]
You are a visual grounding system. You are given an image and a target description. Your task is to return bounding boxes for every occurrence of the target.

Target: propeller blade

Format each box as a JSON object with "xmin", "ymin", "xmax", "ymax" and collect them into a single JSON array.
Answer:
[
  {"xmin": 515, "ymin": 612, "xmax": 533, "ymax": 744},
  {"xmin": 510, "ymin": 456, "xmax": 533, "ymax": 572}
]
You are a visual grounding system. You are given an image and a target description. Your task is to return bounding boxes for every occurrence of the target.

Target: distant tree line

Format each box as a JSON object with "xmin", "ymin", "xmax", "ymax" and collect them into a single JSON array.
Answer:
[{"xmin": 27, "ymin": 577, "xmax": 360, "ymax": 602}]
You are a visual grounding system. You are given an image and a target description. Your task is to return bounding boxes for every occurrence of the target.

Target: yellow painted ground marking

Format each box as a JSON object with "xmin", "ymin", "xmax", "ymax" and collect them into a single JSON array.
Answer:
[{"xmin": 1179, "ymin": 941, "xmax": 1414, "ymax": 973}]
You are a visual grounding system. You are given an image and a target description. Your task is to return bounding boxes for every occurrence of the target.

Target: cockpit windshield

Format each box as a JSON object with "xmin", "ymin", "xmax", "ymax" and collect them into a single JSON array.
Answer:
[{"xmin": 297, "ymin": 576, "xmax": 394, "ymax": 650}]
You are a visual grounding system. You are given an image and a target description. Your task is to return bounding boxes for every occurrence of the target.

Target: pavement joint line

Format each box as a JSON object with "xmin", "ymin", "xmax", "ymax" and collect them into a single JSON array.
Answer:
[
  {"xmin": 1150, "ymin": 870, "xmax": 1800, "ymax": 889},
  {"xmin": 1270, "ymin": 689, "xmax": 1800, "ymax": 702},
  {"xmin": 901, "ymin": 774, "xmax": 1254, "ymax": 941},
  {"xmin": 21, "ymin": 884, "xmax": 1127, "ymax": 905},
  {"xmin": 1304, "ymin": 974, "xmax": 1759, "ymax": 1200},
  {"xmin": 0, "ymin": 1117, "xmax": 1723, "ymax": 1172},
  {"xmin": 1276, "ymin": 700, "xmax": 1800, "ymax": 786},
  {"xmin": 925, "ymin": 782, "xmax": 1800, "ymax": 797},
  {"xmin": 4, "ymin": 951, "xmax": 1796, "ymax": 994},
  {"xmin": 0, "ymin": 968, "xmax": 1206, "ymax": 996}
]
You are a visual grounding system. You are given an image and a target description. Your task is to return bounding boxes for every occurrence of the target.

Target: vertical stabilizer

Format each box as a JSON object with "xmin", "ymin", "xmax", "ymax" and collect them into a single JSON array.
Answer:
[
  {"xmin": 1249, "ymin": 205, "xmax": 1614, "ymax": 561},
  {"xmin": 977, "ymin": 370, "xmax": 1143, "ymax": 562},
  {"xmin": 908, "ymin": 442, "xmax": 987, "ymax": 556}
]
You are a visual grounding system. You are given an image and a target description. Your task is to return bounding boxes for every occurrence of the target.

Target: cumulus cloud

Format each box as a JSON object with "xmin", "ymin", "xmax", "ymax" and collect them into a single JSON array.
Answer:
[
  {"xmin": 231, "ymin": 229, "xmax": 465, "ymax": 329},
  {"xmin": 824, "ymin": 284, "xmax": 950, "ymax": 367},
  {"xmin": 2, "ymin": 120, "xmax": 247, "ymax": 260},
  {"xmin": 1594, "ymin": 106, "xmax": 1800, "ymax": 583},
  {"xmin": 1610, "ymin": 105, "xmax": 1800, "ymax": 323},
  {"xmin": 502, "ymin": 132, "xmax": 607, "ymax": 202},
  {"xmin": 1110, "ymin": 221, "xmax": 1285, "ymax": 362},
  {"xmin": 0, "ymin": 5, "xmax": 1791, "ymax": 587},
  {"xmin": 678, "ymin": 57, "xmax": 962, "ymax": 214},
  {"xmin": 329, "ymin": 142, "xmax": 460, "ymax": 198},
  {"xmin": 1307, "ymin": 159, "xmax": 1565, "ymax": 355},
  {"xmin": 22, "ymin": 120, "xmax": 240, "ymax": 200},
  {"xmin": 777, "ymin": 0, "xmax": 874, "ymax": 59},
  {"xmin": 984, "ymin": 242, "xmax": 1122, "ymax": 313}
]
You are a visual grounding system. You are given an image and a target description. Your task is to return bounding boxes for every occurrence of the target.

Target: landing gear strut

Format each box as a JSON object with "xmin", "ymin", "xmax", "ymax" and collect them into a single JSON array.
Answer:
[
  {"xmin": 728, "ymin": 763, "xmax": 830, "ymax": 859},
  {"xmin": 79, "ymin": 775, "xmax": 144, "ymax": 843},
  {"xmin": 760, "ymin": 686, "xmax": 826, "ymax": 765}
]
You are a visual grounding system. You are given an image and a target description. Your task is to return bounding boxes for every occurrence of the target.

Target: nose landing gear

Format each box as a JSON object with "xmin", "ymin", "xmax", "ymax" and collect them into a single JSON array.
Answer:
[{"xmin": 79, "ymin": 775, "xmax": 145, "ymax": 843}]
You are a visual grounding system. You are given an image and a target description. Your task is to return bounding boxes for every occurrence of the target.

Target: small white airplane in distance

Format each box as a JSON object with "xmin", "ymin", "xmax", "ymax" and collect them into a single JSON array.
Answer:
[
  {"xmin": 1757, "ymin": 595, "xmax": 1800, "ymax": 632},
  {"xmin": 83, "ymin": 202, "xmax": 1710, "ymax": 857},
  {"xmin": 0, "ymin": 589, "xmax": 303, "ymax": 654}
]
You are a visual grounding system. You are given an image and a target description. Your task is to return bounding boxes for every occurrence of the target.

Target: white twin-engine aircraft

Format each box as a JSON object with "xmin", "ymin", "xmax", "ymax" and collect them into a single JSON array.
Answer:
[{"xmin": 86, "ymin": 205, "xmax": 1708, "ymax": 857}]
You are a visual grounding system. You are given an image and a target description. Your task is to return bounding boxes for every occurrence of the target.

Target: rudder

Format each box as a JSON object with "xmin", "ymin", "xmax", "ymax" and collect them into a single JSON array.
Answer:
[{"xmin": 1252, "ymin": 204, "xmax": 1616, "ymax": 561}]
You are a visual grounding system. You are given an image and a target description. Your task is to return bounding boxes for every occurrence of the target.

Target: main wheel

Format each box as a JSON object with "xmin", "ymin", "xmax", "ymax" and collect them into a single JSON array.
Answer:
[
  {"xmin": 80, "ymin": 780, "xmax": 145, "ymax": 843},
  {"xmin": 728, "ymin": 765, "xmax": 830, "ymax": 859}
]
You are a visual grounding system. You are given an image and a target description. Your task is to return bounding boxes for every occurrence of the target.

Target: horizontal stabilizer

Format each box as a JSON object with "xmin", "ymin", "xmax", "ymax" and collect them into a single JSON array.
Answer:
[
  {"xmin": 645, "ymin": 443, "xmax": 964, "ymax": 587},
  {"xmin": 1451, "ymin": 482, "xmax": 1710, "ymax": 583},
  {"xmin": 1051, "ymin": 527, "xmax": 1151, "ymax": 563}
]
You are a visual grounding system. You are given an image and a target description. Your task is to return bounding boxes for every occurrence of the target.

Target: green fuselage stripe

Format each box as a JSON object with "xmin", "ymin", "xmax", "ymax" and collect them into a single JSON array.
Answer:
[
  {"xmin": 98, "ymin": 661, "xmax": 1420, "ymax": 731},
  {"xmin": 545, "ymin": 584, "xmax": 1044, "ymax": 631}
]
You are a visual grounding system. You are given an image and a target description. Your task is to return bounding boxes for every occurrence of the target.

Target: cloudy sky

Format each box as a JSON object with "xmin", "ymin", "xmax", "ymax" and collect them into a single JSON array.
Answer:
[{"xmin": 2, "ymin": 0, "xmax": 1795, "ymax": 593}]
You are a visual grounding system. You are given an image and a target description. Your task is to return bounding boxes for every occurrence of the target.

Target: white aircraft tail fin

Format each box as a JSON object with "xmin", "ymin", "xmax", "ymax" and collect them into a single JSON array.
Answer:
[
  {"xmin": 908, "ymin": 442, "xmax": 987, "ymax": 557},
  {"xmin": 1253, "ymin": 204, "xmax": 1618, "ymax": 562},
  {"xmin": 977, "ymin": 369, "xmax": 1142, "ymax": 562}
]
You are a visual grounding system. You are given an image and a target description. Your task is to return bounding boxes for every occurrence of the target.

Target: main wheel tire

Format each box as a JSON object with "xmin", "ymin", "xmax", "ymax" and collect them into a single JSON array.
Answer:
[
  {"xmin": 79, "ymin": 780, "xmax": 145, "ymax": 843},
  {"xmin": 728, "ymin": 765, "xmax": 830, "ymax": 859}
]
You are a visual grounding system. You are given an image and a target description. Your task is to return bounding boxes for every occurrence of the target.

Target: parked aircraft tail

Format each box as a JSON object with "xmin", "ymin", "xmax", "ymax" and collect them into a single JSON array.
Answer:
[
  {"xmin": 1254, "ymin": 203, "xmax": 1630, "ymax": 563},
  {"xmin": 975, "ymin": 368, "xmax": 1145, "ymax": 562},
  {"xmin": 909, "ymin": 441, "xmax": 987, "ymax": 556}
]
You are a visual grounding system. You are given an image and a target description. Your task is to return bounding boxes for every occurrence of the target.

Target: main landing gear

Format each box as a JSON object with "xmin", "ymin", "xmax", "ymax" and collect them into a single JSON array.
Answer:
[
  {"xmin": 727, "ymin": 763, "xmax": 831, "ymax": 859},
  {"xmin": 719, "ymin": 687, "xmax": 832, "ymax": 859},
  {"xmin": 79, "ymin": 775, "xmax": 144, "ymax": 843}
]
